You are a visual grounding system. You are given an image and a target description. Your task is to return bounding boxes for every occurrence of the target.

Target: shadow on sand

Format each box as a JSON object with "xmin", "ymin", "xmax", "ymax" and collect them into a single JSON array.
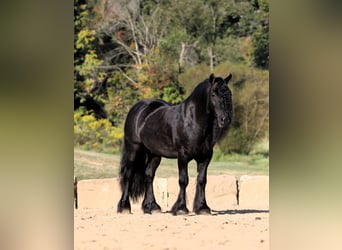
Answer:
[
  {"xmin": 211, "ymin": 209, "xmax": 269, "ymax": 215},
  {"xmin": 162, "ymin": 209, "xmax": 269, "ymax": 216}
]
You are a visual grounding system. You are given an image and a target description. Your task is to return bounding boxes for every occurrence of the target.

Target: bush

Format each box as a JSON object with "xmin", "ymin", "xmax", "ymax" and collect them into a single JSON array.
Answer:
[
  {"xmin": 252, "ymin": 24, "xmax": 269, "ymax": 69},
  {"xmin": 74, "ymin": 111, "xmax": 123, "ymax": 153},
  {"xmin": 219, "ymin": 66, "xmax": 269, "ymax": 154},
  {"xmin": 179, "ymin": 61, "xmax": 269, "ymax": 155},
  {"xmin": 249, "ymin": 137, "xmax": 269, "ymax": 157},
  {"xmin": 161, "ymin": 83, "xmax": 185, "ymax": 104}
]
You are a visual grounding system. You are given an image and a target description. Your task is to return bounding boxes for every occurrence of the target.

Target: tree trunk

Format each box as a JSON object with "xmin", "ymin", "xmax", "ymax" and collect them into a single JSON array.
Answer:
[
  {"xmin": 178, "ymin": 42, "xmax": 186, "ymax": 73},
  {"xmin": 208, "ymin": 45, "xmax": 214, "ymax": 73},
  {"xmin": 208, "ymin": 4, "xmax": 217, "ymax": 73}
]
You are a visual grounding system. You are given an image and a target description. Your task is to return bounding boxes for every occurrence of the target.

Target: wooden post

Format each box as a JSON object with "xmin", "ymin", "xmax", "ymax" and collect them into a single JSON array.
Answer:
[
  {"xmin": 154, "ymin": 178, "xmax": 168, "ymax": 210},
  {"xmin": 74, "ymin": 176, "xmax": 78, "ymax": 209}
]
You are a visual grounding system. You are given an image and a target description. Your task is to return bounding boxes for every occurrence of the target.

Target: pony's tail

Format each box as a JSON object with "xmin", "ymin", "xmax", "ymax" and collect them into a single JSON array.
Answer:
[{"xmin": 119, "ymin": 142, "xmax": 147, "ymax": 202}]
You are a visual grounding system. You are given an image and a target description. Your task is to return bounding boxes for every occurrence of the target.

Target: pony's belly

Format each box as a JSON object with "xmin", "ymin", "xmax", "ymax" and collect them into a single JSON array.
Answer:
[
  {"xmin": 143, "ymin": 140, "xmax": 178, "ymax": 158},
  {"xmin": 140, "ymin": 117, "xmax": 178, "ymax": 158},
  {"xmin": 152, "ymin": 148, "xmax": 178, "ymax": 158}
]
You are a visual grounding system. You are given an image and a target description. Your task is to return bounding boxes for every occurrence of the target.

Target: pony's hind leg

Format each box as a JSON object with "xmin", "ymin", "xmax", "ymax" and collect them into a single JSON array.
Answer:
[
  {"xmin": 117, "ymin": 143, "xmax": 142, "ymax": 214},
  {"xmin": 117, "ymin": 160, "xmax": 133, "ymax": 213},
  {"xmin": 117, "ymin": 183, "xmax": 132, "ymax": 214},
  {"xmin": 142, "ymin": 155, "xmax": 162, "ymax": 214}
]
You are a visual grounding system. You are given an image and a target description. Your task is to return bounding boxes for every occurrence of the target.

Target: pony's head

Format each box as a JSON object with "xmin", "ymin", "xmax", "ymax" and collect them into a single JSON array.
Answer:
[{"xmin": 208, "ymin": 73, "xmax": 233, "ymax": 128}]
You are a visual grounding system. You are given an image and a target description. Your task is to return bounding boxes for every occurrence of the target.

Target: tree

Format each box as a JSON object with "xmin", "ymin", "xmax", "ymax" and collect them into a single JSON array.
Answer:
[
  {"xmin": 251, "ymin": 0, "xmax": 269, "ymax": 68},
  {"xmin": 82, "ymin": 0, "xmax": 185, "ymax": 123},
  {"xmin": 74, "ymin": 0, "xmax": 108, "ymax": 120}
]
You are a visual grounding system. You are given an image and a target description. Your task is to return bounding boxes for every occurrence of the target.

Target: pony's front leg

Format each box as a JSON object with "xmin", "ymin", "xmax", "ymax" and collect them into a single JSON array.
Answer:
[
  {"xmin": 142, "ymin": 155, "xmax": 162, "ymax": 214},
  {"xmin": 171, "ymin": 157, "xmax": 189, "ymax": 215},
  {"xmin": 193, "ymin": 154, "xmax": 213, "ymax": 214}
]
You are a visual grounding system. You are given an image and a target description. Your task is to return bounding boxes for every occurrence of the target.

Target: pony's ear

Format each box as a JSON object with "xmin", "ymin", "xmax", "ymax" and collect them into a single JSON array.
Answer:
[
  {"xmin": 209, "ymin": 73, "xmax": 215, "ymax": 84},
  {"xmin": 224, "ymin": 74, "xmax": 232, "ymax": 84}
]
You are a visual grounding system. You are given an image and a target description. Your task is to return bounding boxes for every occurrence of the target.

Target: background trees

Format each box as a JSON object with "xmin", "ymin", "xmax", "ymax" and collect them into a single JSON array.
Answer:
[{"xmin": 74, "ymin": 0, "xmax": 269, "ymax": 155}]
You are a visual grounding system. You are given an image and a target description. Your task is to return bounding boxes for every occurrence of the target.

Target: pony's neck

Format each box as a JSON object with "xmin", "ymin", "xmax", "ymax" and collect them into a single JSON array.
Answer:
[
  {"xmin": 184, "ymin": 81, "xmax": 213, "ymax": 125},
  {"xmin": 184, "ymin": 80, "xmax": 224, "ymax": 146},
  {"xmin": 184, "ymin": 81, "xmax": 210, "ymax": 111}
]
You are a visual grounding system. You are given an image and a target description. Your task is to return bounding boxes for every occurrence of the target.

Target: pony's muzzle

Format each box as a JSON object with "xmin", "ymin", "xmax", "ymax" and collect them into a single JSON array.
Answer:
[
  {"xmin": 218, "ymin": 116, "xmax": 231, "ymax": 128},
  {"xmin": 219, "ymin": 117, "xmax": 227, "ymax": 127}
]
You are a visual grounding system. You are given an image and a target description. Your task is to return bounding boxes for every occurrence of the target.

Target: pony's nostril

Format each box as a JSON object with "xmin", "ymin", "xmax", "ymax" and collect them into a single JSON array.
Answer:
[
  {"xmin": 219, "ymin": 117, "xmax": 226, "ymax": 126},
  {"xmin": 218, "ymin": 117, "xmax": 227, "ymax": 128}
]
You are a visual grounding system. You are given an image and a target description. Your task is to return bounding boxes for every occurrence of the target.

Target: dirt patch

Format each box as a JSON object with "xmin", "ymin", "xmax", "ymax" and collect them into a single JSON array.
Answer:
[{"xmin": 74, "ymin": 175, "xmax": 269, "ymax": 250}]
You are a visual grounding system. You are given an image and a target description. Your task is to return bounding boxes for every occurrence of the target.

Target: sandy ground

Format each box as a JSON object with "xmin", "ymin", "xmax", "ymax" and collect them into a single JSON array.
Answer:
[{"xmin": 74, "ymin": 175, "xmax": 269, "ymax": 250}]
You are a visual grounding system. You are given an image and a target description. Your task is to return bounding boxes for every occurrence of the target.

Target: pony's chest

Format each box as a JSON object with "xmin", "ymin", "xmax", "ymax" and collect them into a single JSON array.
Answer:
[{"xmin": 178, "ymin": 124, "xmax": 214, "ymax": 153}]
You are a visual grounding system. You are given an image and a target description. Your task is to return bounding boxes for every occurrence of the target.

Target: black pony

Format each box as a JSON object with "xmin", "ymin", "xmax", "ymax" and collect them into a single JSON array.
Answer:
[{"xmin": 117, "ymin": 73, "xmax": 233, "ymax": 215}]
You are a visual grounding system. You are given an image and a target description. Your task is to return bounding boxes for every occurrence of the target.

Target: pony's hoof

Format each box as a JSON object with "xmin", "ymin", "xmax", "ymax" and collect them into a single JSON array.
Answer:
[
  {"xmin": 117, "ymin": 200, "xmax": 131, "ymax": 214},
  {"xmin": 194, "ymin": 205, "xmax": 211, "ymax": 215},
  {"xmin": 171, "ymin": 207, "xmax": 189, "ymax": 216},
  {"xmin": 144, "ymin": 208, "xmax": 161, "ymax": 214},
  {"xmin": 117, "ymin": 208, "xmax": 132, "ymax": 214},
  {"xmin": 151, "ymin": 207, "xmax": 162, "ymax": 214},
  {"xmin": 195, "ymin": 209, "xmax": 211, "ymax": 215},
  {"xmin": 142, "ymin": 202, "xmax": 161, "ymax": 214}
]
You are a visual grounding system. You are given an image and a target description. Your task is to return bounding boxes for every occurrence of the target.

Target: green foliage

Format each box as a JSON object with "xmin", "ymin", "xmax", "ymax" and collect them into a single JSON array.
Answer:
[
  {"xmin": 161, "ymin": 83, "xmax": 185, "ymax": 105},
  {"xmin": 74, "ymin": 0, "xmax": 269, "ymax": 155},
  {"xmin": 215, "ymin": 36, "xmax": 245, "ymax": 64},
  {"xmin": 218, "ymin": 65, "xmax": 269, "ymax": 154},
  {"xmin": 159, "ymin": 29, "xmax": 188, "ymax": 62},
  {"xmin": 75, "ymin": 49, "xmax": 105, "ymax": 90},
  {"xmin": 251, "ymin": 18, "xmax": 269, "ymax": 68},
  {"xmin": 104, "ymin": 71, "xmax": 140, "ymax": 126},
  {"xmin": 75, "ymin": 29, "xmax": 96, "ymax": 50},
  {"xmin": 74, "ymin": 111, "xmax": 123, "ymax": 153},
  {"xmin": 251, "ymin": 0, "xmax": 269, "ymax": 68},
  {"xmin": 74, "ymin": 0, "xmax": 105, "ymax": 98},
  {"xmin": 249, "ymin": 137, "xmax": 269, "ymax": 156}
]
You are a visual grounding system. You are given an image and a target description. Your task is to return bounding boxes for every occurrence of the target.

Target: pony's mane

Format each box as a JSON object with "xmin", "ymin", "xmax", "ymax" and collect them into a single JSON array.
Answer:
[
  {"xmin": 194, "ymin": 78, "xmax": 210, "ymax": 93},
  {"xmin": 184, "ymin": 79, "xmax": 210, "ymax": 105},
  {"xmin": 184, "ymin": 77, "xmax": 229, "ymax": 145}
]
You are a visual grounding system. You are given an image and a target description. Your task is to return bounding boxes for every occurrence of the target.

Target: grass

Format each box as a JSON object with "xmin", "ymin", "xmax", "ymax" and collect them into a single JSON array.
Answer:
[{"xmin": 74, "ymin": 148, "xmax": 268, "ymax": 180}]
